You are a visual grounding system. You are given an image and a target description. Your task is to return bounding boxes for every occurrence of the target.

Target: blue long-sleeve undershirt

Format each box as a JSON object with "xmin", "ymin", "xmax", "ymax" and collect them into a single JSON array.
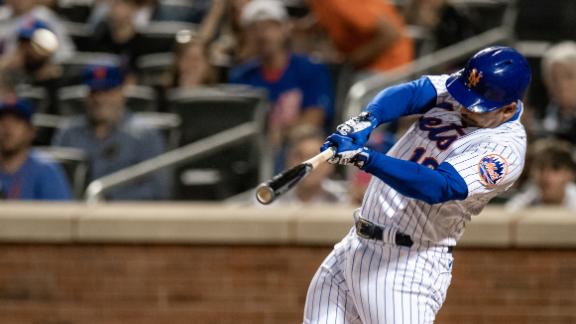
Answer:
[
  {"xmin": 358, "ymin": 76, "xmax": 469, "ymax": 203},
  {"xmin": 365, "ymin": 76, "xmax": 438, "ymax": 125},
  {"xmin": 362, "ymin": 152, "xmax": 469, "ymax": 204}
]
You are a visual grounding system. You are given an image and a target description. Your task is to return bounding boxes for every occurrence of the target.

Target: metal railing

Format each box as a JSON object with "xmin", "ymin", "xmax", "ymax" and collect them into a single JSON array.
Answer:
[
  {"xmin": 85, "ymin": 122, "xmax": 259, "ymax": 204},
  {"xmin": 344, "ymin": 26, "xmax": 515, "ymax": 118}
]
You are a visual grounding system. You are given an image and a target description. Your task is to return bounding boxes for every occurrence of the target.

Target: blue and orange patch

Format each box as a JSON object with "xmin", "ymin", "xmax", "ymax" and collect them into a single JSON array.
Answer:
[
  {"xmin": 466, "ymin": 68, "xmax": 483, "ymax": 88},
  {"xmin": 478, "ymin": 154, "xmax": 508, "ymax": 188}
]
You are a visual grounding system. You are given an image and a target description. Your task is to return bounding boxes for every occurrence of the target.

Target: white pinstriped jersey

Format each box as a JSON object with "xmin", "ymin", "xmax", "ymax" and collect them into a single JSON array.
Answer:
[{"xmin": 360, "ymin": 74, "xmax": 527, "ymax": 246}]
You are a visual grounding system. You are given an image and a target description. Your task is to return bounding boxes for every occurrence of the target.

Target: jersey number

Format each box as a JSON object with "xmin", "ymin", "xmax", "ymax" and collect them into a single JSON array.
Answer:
[{"xmin": 409, "ymin": 147, "xmax": 439, "ymax": 169}]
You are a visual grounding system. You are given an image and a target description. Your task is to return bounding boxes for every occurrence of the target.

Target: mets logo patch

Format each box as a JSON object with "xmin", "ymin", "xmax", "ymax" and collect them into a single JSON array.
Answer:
[
  {"xmin": 478, "ymin": 154, "xmax": 508, "ymax": 188},
  {"xmin": 466, "ymin": 68, "xmax": 483, "ymax": 88}
]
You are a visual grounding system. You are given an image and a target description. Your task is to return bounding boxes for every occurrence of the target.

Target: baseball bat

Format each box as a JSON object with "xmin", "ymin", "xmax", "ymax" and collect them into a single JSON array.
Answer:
[{"xmin": 255, "ymin": 146, "xmax": 336, "ymax": 205}]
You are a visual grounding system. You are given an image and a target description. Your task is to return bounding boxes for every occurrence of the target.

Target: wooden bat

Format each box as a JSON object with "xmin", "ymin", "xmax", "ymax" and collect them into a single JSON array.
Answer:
[{"xmin": 255, "ymin": 147, "xmax": 336, "ymax": 205}]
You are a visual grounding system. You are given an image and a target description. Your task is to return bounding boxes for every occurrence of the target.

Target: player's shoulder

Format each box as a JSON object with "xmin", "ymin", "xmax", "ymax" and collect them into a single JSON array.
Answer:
[
  {"xmin": 422, "ymin": 74, "xmax": 459, "ymax": 107},
  {"xmin": 490, "ymin": 102, "xmax": 528, "ymax": 144},
  {"xmin": 423, "ymin": 74, "xmax": 450, "ymax": 93},
  {"xmin": 470, "ymin": 118, "xmax": 526, "ymax": 148},
  {"xmin": 464, "ymin": 123, "xmax": 527, "ymax": 165}
]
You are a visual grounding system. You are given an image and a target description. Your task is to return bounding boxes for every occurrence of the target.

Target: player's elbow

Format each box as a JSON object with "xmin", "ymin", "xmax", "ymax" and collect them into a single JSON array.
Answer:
[
  {"xmin": 419, "ymin": 174, "xmax": 469, "ymax": 205},
  {"xmin": 418, "ymin": 192, "xmax": 451, "ymax": 205},
  {"xmin": 416, "ymin": 184, "xmax": 467, "ymax": 204},
  {"xmin": 420, "ymin": 194, "xmax": 444, "ymax": 205},
  {"xmin": 420, "ymin": 190, "xmax": 466, "ymax": 205}
]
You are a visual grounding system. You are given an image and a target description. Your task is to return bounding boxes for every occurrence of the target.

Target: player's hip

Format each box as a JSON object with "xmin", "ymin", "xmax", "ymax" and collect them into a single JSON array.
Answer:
[{"xmin": 351, "ymin": 210, "xmax": 454, "ymax": 254}]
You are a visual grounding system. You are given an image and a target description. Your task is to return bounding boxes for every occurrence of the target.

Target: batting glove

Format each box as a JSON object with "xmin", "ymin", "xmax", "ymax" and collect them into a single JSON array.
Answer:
[
  {"xmin": 321, "ymin": 134, "xmax": 371, "ymax": 168},
  {"xmin": 335, "ymin": 112, "xmax": 379, "ymax": 147}
]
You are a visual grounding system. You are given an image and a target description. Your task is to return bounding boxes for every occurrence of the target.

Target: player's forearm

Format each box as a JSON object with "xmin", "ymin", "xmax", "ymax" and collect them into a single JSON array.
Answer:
[
  {"xmin": 361, "ymin": 151, "xmax": 468, "ymax": 204},
  {"xmin": 364, "ymin": 76, "xmax": 437, "ymax": 125}
]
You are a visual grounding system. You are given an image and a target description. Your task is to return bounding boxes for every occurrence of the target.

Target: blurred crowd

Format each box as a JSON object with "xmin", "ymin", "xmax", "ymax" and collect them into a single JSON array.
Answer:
[{"xmin": 0, "ymin": 0, "xmax": 574, "ymax": 210}]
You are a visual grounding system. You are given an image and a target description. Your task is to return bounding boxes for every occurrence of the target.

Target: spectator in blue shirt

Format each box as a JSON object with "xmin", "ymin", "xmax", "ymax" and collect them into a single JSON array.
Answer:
[
  {"xmin": 0, "ymin": 98, "xmax": 71, "ymax": 200},
  {"xmin": 229, "ymin": 0, "xmax": 333, "ymax": 171},
  {"xmin": 52, "ymin": 64, "xmax": 168, "ymax": 200}
]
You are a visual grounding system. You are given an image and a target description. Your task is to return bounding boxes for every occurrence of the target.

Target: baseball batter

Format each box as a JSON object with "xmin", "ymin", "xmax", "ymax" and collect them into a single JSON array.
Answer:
[{"xmin": 303, "ymin": 47, "xmax": 532, "ymax": 323}]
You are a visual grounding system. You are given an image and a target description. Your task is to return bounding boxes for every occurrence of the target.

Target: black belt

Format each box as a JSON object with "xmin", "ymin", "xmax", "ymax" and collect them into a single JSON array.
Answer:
[{"xmin": 355, "ymin": 218, "xmax": 453, "ymax": 253}]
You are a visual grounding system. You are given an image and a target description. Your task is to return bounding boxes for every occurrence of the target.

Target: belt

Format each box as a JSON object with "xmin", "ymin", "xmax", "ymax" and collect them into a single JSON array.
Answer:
[{"xmin": 355, "ymin": 218, "xmax": 453, "ymax": 253}]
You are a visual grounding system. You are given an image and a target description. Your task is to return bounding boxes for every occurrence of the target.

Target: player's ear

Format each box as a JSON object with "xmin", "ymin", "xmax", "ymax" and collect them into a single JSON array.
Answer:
[{"xmin": 501, "ymin": 102, "xmax": 517, "ymax": 118}]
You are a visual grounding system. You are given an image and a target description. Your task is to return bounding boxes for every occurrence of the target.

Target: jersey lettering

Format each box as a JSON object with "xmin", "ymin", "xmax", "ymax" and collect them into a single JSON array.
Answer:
[
  {"xmin": 418, "ymin": 116, "xmax": 466, "ymax": 150},
  {"xmin": 409, "ymin": 147, "xmax": 439, "ymax": 169}
]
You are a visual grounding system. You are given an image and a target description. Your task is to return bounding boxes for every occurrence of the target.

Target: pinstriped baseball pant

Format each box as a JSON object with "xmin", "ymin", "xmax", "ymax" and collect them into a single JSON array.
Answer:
[{"xmin": 303, "ymin": 230, "xmax": 453, "ymax": 324}]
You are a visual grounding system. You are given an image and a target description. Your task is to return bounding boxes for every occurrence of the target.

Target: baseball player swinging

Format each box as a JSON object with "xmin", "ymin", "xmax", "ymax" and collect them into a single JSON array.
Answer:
[{"xmin": 303, "ymin": 46, "xmax": 531, "ymax": 323}]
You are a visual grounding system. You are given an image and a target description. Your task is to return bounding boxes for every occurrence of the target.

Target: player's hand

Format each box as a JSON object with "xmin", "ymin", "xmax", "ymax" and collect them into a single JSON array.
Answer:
[
  {"xmin": 321, "ymin": 134, "xmax": 371, "ymax": 168},
  {"xmin": 335, "ymin": 112, "xmax": 379, "ymax": 146}
]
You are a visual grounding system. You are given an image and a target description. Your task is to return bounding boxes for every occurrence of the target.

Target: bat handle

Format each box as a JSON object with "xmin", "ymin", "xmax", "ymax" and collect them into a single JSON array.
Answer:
[{"xmin": 305, "ymin": 146, "xmax": 336, "ymax": 169}]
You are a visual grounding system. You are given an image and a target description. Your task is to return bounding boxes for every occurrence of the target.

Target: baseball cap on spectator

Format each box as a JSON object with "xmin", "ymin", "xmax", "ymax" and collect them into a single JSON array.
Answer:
[
  {"xmin": 240, "ymin": 0, "xmax": 288, "ymax": 27},
  {"xmin": 82, "ymin": 65, "xmax": 125, "ymax": 91},
  {"xmin": 0, "ymin": 98, "xmax": 35, "ymax": 123}
]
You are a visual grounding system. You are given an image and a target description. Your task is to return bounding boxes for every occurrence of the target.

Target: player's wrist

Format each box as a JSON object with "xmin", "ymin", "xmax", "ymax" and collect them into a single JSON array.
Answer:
[{"xmin": 353, "ymin": 147, "xmax": 372, "ymax": 169}]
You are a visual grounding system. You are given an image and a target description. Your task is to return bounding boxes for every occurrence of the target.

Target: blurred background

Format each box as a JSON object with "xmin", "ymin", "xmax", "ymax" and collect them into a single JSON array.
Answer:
[{"xmin": 0, "ymin": 0, "xmax": 575, "ymax": 323}]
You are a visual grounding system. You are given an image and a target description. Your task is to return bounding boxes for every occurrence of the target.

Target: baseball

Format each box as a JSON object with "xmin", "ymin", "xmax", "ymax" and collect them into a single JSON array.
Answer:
[{"xmin": 30, "ymin": 28, "xmax": 59, "ymax": 56}]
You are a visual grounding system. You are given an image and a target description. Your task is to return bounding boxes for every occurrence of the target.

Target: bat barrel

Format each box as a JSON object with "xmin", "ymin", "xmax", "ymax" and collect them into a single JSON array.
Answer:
[
  {"xmin": 255, "ymin": 163, "xmax": 312, "ymax": 204},
  {"xmin": 254, "ymin": 147, "xmax": 335, "ymax": 205},
  {"xmin": 255, "ymin": 183, "xmax": 275, "ymax": 205}
]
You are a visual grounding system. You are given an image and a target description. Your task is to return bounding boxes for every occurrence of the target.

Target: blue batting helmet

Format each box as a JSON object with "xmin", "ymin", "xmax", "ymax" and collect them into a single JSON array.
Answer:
[{"xmin": 446, "ymin": 46, "xmax": 532, "ymax": 113}]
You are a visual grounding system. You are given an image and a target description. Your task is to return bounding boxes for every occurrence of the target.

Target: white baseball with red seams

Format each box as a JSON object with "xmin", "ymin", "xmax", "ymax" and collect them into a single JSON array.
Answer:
[{"xmin": 303, "ymin": 74, "xmax": 526, "ymax": 323}]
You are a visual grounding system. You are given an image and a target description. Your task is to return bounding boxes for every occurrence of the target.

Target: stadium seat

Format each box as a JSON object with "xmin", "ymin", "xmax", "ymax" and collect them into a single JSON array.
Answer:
[
  {"xmin": 167, "ymin": 85, "xmax": 266, "ymax": 143},
  {"xmin": 135, "ymin": 52, "xmax": 174, "ymax": 87},
  {"xmin": 151, "ymin": 0, "xmax": 209, "ymax": 24},
  {"xmin": 63, "ymin": 22, "xmax": 94, "ymax": 52},
  {"xmin": 56, "ymin": 85, "xmax": 87, "ymax": 116},
  {"xmin": 125, "ymin": 85, "xmax": 159, "ymax": 112},
  {"xmin": 56, "ymin": 0, "xmax": 95, "ymax": 23},
  {"xmin": 32, "ymin": 113, "xmax": 61, "ymax": 146},
  {"xmin": 16, "ymin": 86, "xmax": 48, "ymax": 113},
  {"xmin": 166, "ymin": 85, "xmax": 268, "ymax": 200},
  {"xmin": 131, "ymin": 112, "xmax": 181, "ymax": 149},
  {"xmin": 139, "ymin": 22, "xmax": 198, "ymax": 54},
  {"xmin": 56, "ymin": 84, "xmax": 159, "ymax": 116}
]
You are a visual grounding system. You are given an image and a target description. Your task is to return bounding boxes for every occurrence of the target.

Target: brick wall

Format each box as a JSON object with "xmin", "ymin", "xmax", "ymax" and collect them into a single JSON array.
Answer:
[{"xmin": 0, "ymin": 244, "xmax": 574, "ymax": 324}]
